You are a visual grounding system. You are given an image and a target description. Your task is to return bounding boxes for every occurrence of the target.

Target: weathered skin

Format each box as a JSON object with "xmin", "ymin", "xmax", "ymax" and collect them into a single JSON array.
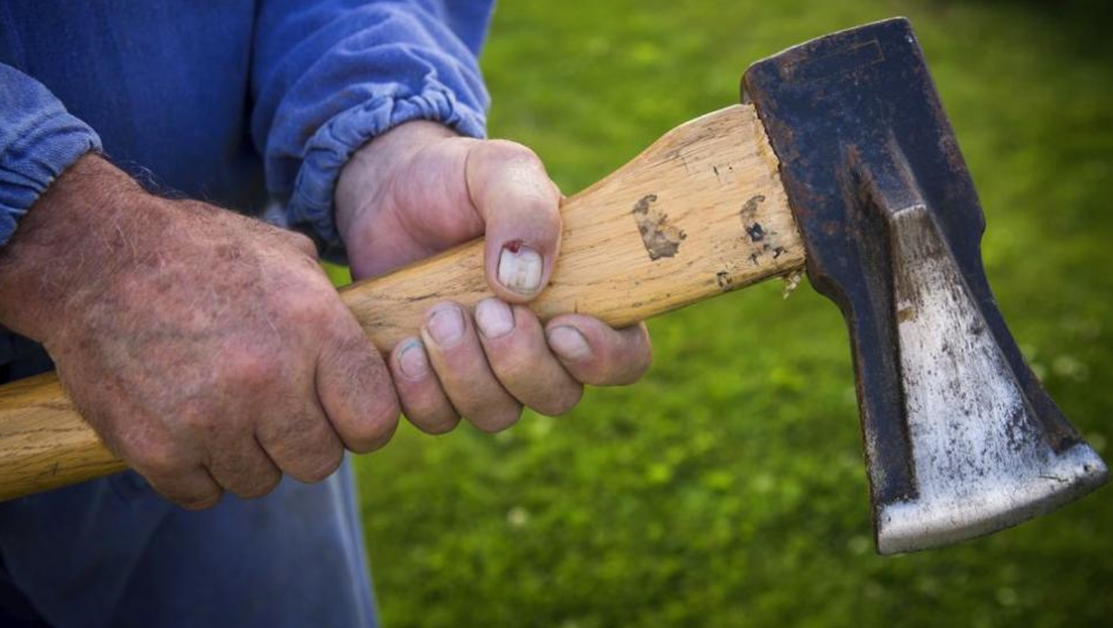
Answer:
[
  {"xmin": 337, "ymin": 121, "xmax": 653, "ymax": 435},
  {"xmin": 0, "ymin": 155, "xmax": 397, "ymax": 508},
  {"xmin": 0, "ymin": 122, "xmax": 653, "ymax": 509}
]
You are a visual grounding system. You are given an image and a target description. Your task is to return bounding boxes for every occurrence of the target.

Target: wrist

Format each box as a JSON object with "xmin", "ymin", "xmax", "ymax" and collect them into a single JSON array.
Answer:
[
  {"xmin": 0, "ymin": 154, "xmax": 148, "ymax": 341},
  {"xmin": 334, "ymin": 121, "xmax": 459, "ymax": 245}
]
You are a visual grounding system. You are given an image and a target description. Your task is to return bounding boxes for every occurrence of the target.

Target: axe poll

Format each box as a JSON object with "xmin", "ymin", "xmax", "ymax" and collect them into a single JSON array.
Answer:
[{"xmin": 0, "ymin": 18, "xmax": 1106, "ymax": 554}]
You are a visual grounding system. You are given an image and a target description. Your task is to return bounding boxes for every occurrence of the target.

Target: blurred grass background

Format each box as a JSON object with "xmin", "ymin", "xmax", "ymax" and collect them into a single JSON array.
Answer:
[{"xmin": 346, "ymin": 1, "xmax": 1113, "ymax": 626}]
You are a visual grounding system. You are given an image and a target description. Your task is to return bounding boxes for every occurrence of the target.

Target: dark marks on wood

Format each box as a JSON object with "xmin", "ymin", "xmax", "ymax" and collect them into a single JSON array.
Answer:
[
  {"xmin": 740, "ymin": 194, "xmax": 766, "ymax": 218},
  {"xmin": 745, "ymin": 223, "xmax": 765, "ymax": 242},
  {"xmin": 632, "ymin": 194, "xmax": 687, "ymax": 261},
  {"xmin": 739, "ymin": 194, "xmax": 792, "ymax": 265},
  {"xmin": 742, "ymin": 195, "xmax": 770, "ymax": 244},
  {"xmin": 716, "ymin": 271, "xmax": 732, "ymax": 289},
  {"xmin": 712, "ymin": 162, "xmax": 736, "ymax": 183}
]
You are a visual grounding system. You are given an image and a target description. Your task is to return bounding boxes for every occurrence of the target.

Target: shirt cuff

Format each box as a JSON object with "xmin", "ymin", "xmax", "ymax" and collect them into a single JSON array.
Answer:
[
  {"xmin": 0, "ymin": 110, "xmax": 102, "ymax": 250},
  {"xmin": 285, "ymin": 79, "xmax": 487, "ymax": 260}
]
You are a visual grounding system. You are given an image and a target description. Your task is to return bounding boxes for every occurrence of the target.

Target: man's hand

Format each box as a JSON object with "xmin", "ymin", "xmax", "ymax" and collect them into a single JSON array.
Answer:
[
  {"xmin": 0, "ymin": 155, "xmax": 399, "ymax": 509},
  {"xmin": 335, "ymin": 122, "xmax": 652, "ymax": 434}
]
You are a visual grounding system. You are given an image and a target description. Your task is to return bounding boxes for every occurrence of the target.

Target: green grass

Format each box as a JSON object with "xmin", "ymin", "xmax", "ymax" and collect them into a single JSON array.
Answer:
[{"xmin": 350, "ymin": 1, "xmax": 1113, "ymax": 626}]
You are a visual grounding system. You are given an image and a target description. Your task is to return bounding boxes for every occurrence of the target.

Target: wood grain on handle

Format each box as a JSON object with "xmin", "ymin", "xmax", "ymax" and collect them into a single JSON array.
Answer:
[{"xmin": 0, "ymin": 104, "xmax": 806, "ymax": 501}]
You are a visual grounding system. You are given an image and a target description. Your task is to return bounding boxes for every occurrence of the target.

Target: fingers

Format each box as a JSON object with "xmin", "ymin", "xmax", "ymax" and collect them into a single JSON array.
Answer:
[
  {"xmin": 545, "ymin": 316, "xmax": 652, "ymax": 386},
  {"xmin": 389, "ymin": 338, "xmax": 460, "ymax": 434},
  {"xmin": 118, "ymin": 313, "xmax": 392, "ymax": 507},
  {"xmin": 315, "ymin": 309, "xmax": 401, "ymax": 453},
  {"xmin": 419, "ymin": 302, "xmax": 523, "ymax": 432},
  {"xmin": 205, "ymin": 432, "xmax": 282, "ymax": 498},
  {"xmin": 473, "ymin": 299, "xmax": 583, "ymax": 416},
  {"xmin": 281, "ymin": 230, "xmax": 320, "ymax": 259},
  {"xmin": 144, "ymin": 466, "xmax": 225, "ymax": 511},
  {"xmin": 105, "ymin": 419, "xmax": 224, "ymax": 510},
  {"xmin": 255, "ymin": 399, "xmax": 345, "ymax": 484},
  {"xmin": 464, "ymin": 141, "xmax": 563, "ymax": 303},
  {"xmin": 393, "ymin": 300, "xmax": 651, "ymax": 435}
]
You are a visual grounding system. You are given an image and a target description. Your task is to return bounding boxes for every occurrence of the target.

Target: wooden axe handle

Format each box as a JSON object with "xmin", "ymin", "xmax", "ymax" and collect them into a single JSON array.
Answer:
[{"xmin": 0, "ymin": 104, "xmax": 806, "ymax": 501}]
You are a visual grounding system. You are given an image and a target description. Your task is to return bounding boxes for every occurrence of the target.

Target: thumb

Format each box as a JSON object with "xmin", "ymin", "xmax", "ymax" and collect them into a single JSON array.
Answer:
[{"xmin": 465, "ymin": 140, "xmax": 562, "ymax": 303}]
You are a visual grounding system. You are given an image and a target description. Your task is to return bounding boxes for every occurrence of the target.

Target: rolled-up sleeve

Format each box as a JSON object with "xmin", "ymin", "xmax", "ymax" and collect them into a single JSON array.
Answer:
[
  {"xmin": 0, "ymin": 64, "xmax": 102, "ymax": 250},
  {"xmin": 251, "ymin": 0, "xmax": 494, "ymax": 254}
]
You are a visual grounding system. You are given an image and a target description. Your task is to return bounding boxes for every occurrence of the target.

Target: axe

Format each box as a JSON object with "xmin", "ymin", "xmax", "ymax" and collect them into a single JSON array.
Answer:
[{"xmin": 0, "ymin": 18, "xmax": 1106, "ymax": 554}]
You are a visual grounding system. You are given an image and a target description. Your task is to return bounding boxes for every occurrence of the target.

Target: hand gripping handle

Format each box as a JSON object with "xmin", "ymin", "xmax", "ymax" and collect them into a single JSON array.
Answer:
[{"xmin": 0, "ymin": 105, "xmax": 806, "ymax": 500}]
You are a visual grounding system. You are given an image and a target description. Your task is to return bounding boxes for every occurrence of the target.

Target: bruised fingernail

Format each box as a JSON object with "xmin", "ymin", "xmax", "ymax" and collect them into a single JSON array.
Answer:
[
  {"xmin": 497, "ymin": 240, "xmax": 543, "ymax": 294},
  {"xmin": 475, "ymin": 298, "xmax": 514, "ymax": 339},
  {"xmin": 397, "ymin": 339, "xmax": 429, "ymax": 380},
  {"xmin": 547, "ymin": 326, "xmax": 590, "ymax": 361},
  {"xmin": 426, "ymin": 305, "xmax": 465, "ymax": 346}
]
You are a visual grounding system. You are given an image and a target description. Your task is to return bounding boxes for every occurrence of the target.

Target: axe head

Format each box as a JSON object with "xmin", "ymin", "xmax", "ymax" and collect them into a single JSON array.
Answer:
[{"xmin": 742, "ymin": 18, "xmax": 1108, "ymax": 554}]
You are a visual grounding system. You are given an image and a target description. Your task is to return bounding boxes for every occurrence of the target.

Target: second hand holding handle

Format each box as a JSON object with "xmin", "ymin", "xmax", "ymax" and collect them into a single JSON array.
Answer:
[
  {"xmin": 0, "ymin": 104, "xmax": 805, "ymax": 501},
  {"xmin": 346, "ymin": 104, "xmax": 803, "ymax": 346}
]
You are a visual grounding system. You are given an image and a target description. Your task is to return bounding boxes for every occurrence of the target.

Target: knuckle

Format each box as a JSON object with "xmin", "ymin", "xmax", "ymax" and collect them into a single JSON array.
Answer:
[
  {"xmin": 592, "ymin": 341, "xmax": 651, "ymax": 386},
  {"xmin": 296, "ymin": 447, "xmax": 345, "ymax": 484},
  {"xmin": 484, "ymin": 139, "xmax": 543, "ymax": 169},
  {"xmin": 533, "ymin": 386, "xmax": 583, "ymax": 417},
  {"xmin": 415, "ymin": 418, "xmax": 458, "ymax": 435},
  {"xmin": 406, "ymin": 406, "xmax": 460, "ymax": 435},
  {"xmin": 177, "ymin": 489, "xmax": 223, "ymax": 511},
  {"xmin": 126, "ymin": 435, "xmax": 189, "ymax": 476},
  {"xmin": 232, "ymin": 468, "xmax": 282, "ymax": 499},
  {"xmin": 287, "ymin": 232, "xmax": 317, "ymax": 254},
  {"xmin": 594, "ymin": 358, "xmax": 627, "ymax": 386},
  {"xmin": 606, "ymin": 358, "xmax": 647, "ymax": 386},
  {"xmin": 329, "ymin": 328, "xmax": 376, "ymax": 363},
  {"xmin": 264, "ymin": 406, "xmax": 317, "ymax": 443},
  {"xmin": 348, "ymin": 404, "xmax": 400, "ymax": 452},
  {"xmin": 492, "ymin": 351, "xmax": 535, "ymax": 384},
  {"xmin": 471, "ymin": 404, "xmax": 522, "ymax": 434}
]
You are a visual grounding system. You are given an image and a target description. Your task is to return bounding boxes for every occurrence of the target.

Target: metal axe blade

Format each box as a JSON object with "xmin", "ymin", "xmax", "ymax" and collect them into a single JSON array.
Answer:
[{"xmin": 742, "ymin": 17, "xmax": 1109, "ymax": 553}]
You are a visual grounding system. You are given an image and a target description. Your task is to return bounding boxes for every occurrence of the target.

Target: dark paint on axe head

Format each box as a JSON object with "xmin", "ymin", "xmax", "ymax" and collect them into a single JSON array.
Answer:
[{"xmin": 741, "ymin": 17, "xmax": 1108, "ymax": 554}]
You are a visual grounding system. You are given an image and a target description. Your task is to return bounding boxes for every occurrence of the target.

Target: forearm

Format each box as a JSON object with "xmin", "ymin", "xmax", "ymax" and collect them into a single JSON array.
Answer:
[{"xmin": 0, "ymin": 62, "xmax": 107, "ymax": 342}]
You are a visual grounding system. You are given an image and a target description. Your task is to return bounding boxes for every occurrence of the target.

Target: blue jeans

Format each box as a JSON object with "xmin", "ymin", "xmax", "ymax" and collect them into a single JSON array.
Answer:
[{"xmin": 0, "ymin": 351, "xmax": 379, "ymax": 628}]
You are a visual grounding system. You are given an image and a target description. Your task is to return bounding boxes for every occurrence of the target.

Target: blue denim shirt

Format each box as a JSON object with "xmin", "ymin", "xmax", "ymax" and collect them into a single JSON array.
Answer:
[
  {"xmin": 0, "ymin": 3, "xmax": 493, "ymax": 626},
  {"xmin": 0, "ymin": 0, "xmax": 492, "ymax": 365}
]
